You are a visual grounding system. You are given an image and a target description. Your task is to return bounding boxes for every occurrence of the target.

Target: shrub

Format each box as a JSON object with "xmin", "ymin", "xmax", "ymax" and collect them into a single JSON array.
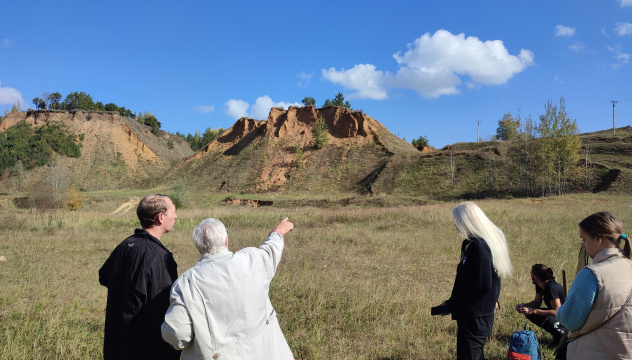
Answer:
[
  {"xmin": 66, "ymin": 186, "xmax": 84, "ymax": 211},
  {"xmin": 313, "ymin": 116, "xmax": 329, "ymax": 150}
]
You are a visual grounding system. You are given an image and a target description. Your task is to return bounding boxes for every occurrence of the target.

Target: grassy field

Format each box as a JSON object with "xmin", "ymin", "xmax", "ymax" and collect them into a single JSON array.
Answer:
[{"xmin": 1, "ymin": 191, "xmax": 631, "ymax": 359}]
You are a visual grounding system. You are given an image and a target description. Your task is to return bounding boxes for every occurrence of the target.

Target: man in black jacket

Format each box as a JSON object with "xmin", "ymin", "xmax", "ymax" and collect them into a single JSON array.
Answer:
[{"xmin": 99, "ymin": 194, "xmax": 181, "ymax": 360}]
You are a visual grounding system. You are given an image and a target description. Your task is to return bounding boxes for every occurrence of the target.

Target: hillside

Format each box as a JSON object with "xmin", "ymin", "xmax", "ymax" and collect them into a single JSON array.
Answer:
[
  {"xmin": 0, "ymin": 110, "xmax": 193, "ymax": 190},
  {"xmin": 2, "ymin": 108, "xmax": 630, "ymax": 201},
  {"xmin": 169, "ymin": 105, "xmax": 420, "ymax": 194}
]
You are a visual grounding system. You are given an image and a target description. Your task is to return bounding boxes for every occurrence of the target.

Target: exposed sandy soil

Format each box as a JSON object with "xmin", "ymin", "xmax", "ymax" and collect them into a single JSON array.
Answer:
[
  {"xmin": 185, "ymin": 106, "xmax": 415, "ymax": 191},
  {"xmin": 1, "ymin": 110, "xmax": 193, "ymax": 189}
]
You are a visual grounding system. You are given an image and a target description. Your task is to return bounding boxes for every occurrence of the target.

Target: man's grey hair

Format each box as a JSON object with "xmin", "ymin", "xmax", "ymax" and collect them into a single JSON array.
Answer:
[{"xmin": 193, "ymin": 218, "xmax": 228, "ymax": 255}]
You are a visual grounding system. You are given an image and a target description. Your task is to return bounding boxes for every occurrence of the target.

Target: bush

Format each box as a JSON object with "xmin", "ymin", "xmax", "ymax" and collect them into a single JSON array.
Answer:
[
  {"xmin": 313, "ymin": 116, "xmax": 329, "ymax": 150},
  {"xmin": 66, "ymin": 186, "xmax": 84, "ymax": 211},
  {"xmin": 412, "ymin": 135, "xmax": 429, "ymax": 150}
]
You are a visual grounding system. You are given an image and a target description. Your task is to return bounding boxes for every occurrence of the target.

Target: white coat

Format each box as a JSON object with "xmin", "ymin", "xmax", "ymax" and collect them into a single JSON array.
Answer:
[{"xmin": 161, "ymin": 232, "xmax": 294, "ymax": 360}]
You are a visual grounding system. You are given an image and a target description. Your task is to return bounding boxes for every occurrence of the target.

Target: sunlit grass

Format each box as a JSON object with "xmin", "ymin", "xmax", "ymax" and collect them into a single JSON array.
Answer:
[{"xmin": 0, "ymin": 192, "xmax": 630, "ymax": 359}]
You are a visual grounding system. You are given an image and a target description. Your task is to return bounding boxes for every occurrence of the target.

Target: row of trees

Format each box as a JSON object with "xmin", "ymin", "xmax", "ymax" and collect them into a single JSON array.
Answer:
[
  {"xmin": 301, "ymin": 92, "xmax": 351, "ymax": 109},
  {"xmin": 31, "ymin": 91, "xmax": 136, "ymax": 118},
  {"xmin": 175, "ymin": 127, "xmax": 225, "ymax": 151},
  {"xmin": 29, "ymin": 91, "xmax": 163, "ymax": 135},
  {"xmin": 495, "ymin": 97, "xmax": 582, "ymax": 196}
]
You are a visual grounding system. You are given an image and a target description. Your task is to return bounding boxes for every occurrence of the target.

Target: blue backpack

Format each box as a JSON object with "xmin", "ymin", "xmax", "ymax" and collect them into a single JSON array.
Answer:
[{"xmin": 507, "ymin": 324, "xmax": 542, "ymax": 360}]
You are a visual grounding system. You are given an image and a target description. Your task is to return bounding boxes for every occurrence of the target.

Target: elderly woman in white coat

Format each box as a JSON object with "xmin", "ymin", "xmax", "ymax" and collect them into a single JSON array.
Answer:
[{"xmin": 161, "ymin": 217, "xmax": 294, "ymax": 360}]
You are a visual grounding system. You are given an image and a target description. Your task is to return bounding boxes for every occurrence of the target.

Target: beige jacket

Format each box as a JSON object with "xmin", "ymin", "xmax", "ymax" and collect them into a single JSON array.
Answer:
[
  {"xmin": 161, "ymin": 232, "xmax": 294, "ymax": 360},
  {"xmin": 567, "ymin": 248, "xmax": 632, "ymax": 360}
]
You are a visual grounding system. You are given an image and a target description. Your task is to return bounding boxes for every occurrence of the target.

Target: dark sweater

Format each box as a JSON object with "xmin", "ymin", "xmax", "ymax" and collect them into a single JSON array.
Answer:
[{"xmin": 447, "ymin": 237, "xmax": 501, "ymax": 319}]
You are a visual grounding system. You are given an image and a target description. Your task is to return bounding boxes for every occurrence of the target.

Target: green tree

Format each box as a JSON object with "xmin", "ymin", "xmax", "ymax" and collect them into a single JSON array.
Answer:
[
  {"xmin": 105, "ymin": 103, "xmax": 119, "ymax": 112},
  {"xmin": 496, "ymin": 112, "xmax": 520, "ymax": 141},
  {"xmin": 33, "ymin": 97, "xmax": 46, "ymax": 110},
  {"xmin": 142, "ymin": 112, "xmax": 161, "ymax": 135},
  {"xmin": 47, "ymin": 92, "xmax": 62, "ymax": 110},
  {"xmin": 313, "ymin": 116, "xmax": 329, "ymax": 149},
  {"xmin": 323, "ymin": 93, "xmax": 351, "ymax": 108},
  {"xmin": 301, "ymin": 96, "xmax": 316, "ymax": 106},
  {"xmin": 201, "ymin": 127, "xmax": 224, "ymax": 146},
  {"xmin": 323, "ymin": 99, "xmax": 334, "ymax": 107},
  {"xmin": 62, "ymin": 91, "xmax": 95, "ymax": 111},
  {"xmin": 95, "ymin": 101, "xmax": 105, "ymax": 111},
  {"xmin": 411, "ymin": 135, "xmax": 429, "ymax": 150}
]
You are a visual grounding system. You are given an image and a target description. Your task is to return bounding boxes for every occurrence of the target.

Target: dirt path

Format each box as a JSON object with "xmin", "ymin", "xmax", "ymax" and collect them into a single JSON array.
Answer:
[{"xmin": 110, "ymin": 197, "xmax": 141, "ymax": 215}]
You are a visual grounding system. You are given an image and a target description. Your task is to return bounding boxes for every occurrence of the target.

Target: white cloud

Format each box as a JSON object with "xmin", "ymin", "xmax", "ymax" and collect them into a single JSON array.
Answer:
[
  {"xmin": 322, "ymin": 30, "xmax": 533, "ymax": 99},
  {"xmin": 618, "ymin": 0, "xmax": 632, "ymax": 7},
  {"xmin": 554, "ymin": 76, "xmax": 564, "ymax": 85},
  {"xmin": 194, "ymin": 105, "xmax": 215, "ymax": 114},
  {"xmin": 224, "ymin": 99, "xmax": 249, "ymax": 119},
  {"xmin": 223, "ymin": 96, "xmax": 302, "ymax": 120},
  {"xmin": 322, "ymin": 64, "xmax": 389, "ymax": 99},
  {"xmin": 251, "ymin": 95, "xmax": 301, "ymax": 120},
  {"xmin": 615, "ymin": 22, "xmax": 632, "ymax": 36},
  {"xmin": 568, "ymin": 42, "xmax": 585, "ymax": 52},
  {"xmin": 608, "ymin": 45, "xmax": 630, "ymax": 70},
  {"xmin": 297, "ymin": 71, "xmax": 313, "ymax": 87},
  {"xmin": 555, "ymin": 25, "xmax": 576, "ymax": 37},
  {"xmin": 1, "ymin": 38, "xmax": 14, "ymax": 48},
  {"xmin": 0, "ymin": 81, "xmax": 24, "ymax": 107}
]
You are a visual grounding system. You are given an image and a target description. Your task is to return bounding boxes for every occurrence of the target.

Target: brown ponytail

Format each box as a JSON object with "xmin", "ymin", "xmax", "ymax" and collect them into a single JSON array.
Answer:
[{"xmin": 579, "ymin": 212, "xmax": 630, "ymax": 260}]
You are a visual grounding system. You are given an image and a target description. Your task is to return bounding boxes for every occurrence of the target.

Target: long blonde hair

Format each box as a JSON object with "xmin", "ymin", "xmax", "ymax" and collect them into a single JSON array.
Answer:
[{"xmin": 452, "ymin": 201, "xmax": 512, "ymax": 278}]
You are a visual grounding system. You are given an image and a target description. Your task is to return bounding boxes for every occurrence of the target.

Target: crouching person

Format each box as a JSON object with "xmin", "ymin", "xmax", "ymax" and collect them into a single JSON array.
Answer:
[
  {"xmin": 161, "ymin": 217, "xmax": 295, "ymax": 360},
  {"xmin": 515, "ymin": 264, "xmax": 566, "ymax": 345}
]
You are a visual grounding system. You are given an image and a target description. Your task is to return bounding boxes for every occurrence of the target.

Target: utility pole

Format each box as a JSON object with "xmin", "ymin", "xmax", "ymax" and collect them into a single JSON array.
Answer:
[
  {"xmin": 612, "ymin": 100, "xmax": 617, "ymax": 135},
  {"xmin": 477, "ymin": 120, "xmax": 481, "ymax": 143}
]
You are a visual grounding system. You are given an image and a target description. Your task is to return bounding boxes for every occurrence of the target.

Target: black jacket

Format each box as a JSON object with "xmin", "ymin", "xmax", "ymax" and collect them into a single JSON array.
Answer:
[
  {"xmin": 99, "ymin": 229, "xmax": 180, "ymax": 360},
  {"xmin": 447, "ymin": 237, "xmax": 500, "ymax": 320}
]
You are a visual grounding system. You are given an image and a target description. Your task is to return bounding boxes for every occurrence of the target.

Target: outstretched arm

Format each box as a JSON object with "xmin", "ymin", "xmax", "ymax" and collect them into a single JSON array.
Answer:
[{"xmin": 272, "ymin": 217, "xmax": 294, "ymax": 236}]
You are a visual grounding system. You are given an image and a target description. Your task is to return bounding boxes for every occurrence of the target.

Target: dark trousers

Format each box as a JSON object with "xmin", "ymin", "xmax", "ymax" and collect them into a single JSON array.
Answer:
[
  {"xmin": 525, "ymin": 311, "xmax": 566, "ymax": 344},
  {"xmin": 456, "ymin": 315, "xmax": 494, "ymax": 360}
]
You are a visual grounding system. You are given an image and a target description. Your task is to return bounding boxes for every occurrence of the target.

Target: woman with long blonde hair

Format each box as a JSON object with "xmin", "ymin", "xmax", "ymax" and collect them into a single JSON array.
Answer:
[{"xmin": 435, "ymin": 201, "xmax": 512, "ymax": 360}]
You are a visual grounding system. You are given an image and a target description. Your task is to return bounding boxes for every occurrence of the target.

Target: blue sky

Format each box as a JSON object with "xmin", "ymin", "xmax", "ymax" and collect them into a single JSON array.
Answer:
[{"xmin": 1, "ymin": 0, "xmax": 631, "ymax": 147}]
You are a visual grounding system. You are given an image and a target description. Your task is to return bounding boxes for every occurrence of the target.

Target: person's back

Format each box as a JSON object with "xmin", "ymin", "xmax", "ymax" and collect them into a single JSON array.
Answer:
[
  {"xmin": 162, "ymin": 217, "xmax": 294, "ymax": 360},
  {"xmin": 99, "ymin": 194, "xmax": 181, "ymax": 360}
]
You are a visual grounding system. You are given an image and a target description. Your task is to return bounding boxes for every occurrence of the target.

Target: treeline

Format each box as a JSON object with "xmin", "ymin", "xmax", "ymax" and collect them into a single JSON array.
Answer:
[
  {"xmin": 0, "ymin": 121, "xmax": 82, "ymax": 174},
  {"xmin": 301, "ymin": 92, "xmax": 352, "ymax": 109},
  {"xmin": 491, "ymin": 97, "xmax": 582, "ymax": 197},
  {"xmin": 28, "ymin": 91, "xmax": 163, "ymax": 135},
  {"xmin": 175, "ymin": 127, "xmax": 225, "ymax": 151}
]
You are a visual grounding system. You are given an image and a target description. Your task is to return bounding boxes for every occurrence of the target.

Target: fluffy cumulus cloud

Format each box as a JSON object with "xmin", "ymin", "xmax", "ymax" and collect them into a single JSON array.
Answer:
[
  {"xmin": 251, "ymin": 96, "xmax": 301, "ymax": 120},
  {"xmin": 322, "ymin": 64, "xmax": 389, "ymax": 99},
  {"xmin": 0, "ymin": 81, "xmax": 24, "ymax": 107},
  {"xmin": 224, "ymin": 96, "xmax": 302, "ymax": 120},
  {"xmin": 194, "ymin": 105, "xmax": 215, "ymax": 114},
  {"xmin": 224, "ymin": 99, "xmax": 249, "ymax": 119},
  {"xmin": 615, "ymin": 22, "xmax": 632, "ymax": 36},
  {"xmin": 322, "ymin": 30, "xmax": 533, "ymax": 99},
  {"xmin": 618, "ymin": 0, "xmax": 632, "ymax": 7},
  {"xmin": 555, "ymin": 25, "xmax": 576, "ymax": 37}
]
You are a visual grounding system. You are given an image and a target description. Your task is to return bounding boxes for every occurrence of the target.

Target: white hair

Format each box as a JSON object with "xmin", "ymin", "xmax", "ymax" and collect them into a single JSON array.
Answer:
[
  {"xmin": 193, "ymin": 218, "xmax": 228, "ymax": 255},
  {"xmin": 452, "ymin": 201, "xmax": 512, "ymax": 278}
]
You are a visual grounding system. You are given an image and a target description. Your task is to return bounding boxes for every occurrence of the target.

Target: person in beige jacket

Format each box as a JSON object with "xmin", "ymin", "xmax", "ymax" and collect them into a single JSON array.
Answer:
[
  {"xmin": 557, "ymin": 212, "xmax": 632, "ymax": 359},
  {"xmin": 161, "ymin": 217, "xmax": 294, "ymax": 360}
]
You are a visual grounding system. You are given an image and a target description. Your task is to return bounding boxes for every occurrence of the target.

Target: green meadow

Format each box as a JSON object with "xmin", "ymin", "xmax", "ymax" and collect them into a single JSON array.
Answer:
[{"xmin": 1, "ymin": 192, "xmax": 630, "ymax": 359}]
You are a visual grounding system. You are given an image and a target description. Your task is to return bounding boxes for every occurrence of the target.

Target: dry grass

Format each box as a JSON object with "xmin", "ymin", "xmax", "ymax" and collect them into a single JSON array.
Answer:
[{"xmin": 0, "ymin": 192, "xmax": 630, "ymax": 359}]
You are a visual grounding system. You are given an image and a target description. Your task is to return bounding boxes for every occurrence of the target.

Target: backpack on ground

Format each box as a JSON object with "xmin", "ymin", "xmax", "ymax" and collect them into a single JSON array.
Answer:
[{"xmin": 507, "ymin": 324, "xmax": 542, "ymax": 360}]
